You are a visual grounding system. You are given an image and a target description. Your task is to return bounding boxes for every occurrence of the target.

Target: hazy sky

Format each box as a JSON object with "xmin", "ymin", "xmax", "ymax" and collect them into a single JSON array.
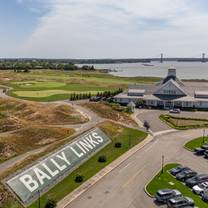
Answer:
[{"xmin": 1, "ymin": 0, "xmax": 208, "ymax": 58}]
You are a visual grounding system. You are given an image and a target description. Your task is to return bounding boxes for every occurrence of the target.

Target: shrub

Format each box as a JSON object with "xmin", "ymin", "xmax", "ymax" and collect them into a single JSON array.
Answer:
[
  {"xmin": 44, "ymin": 199, "xmax": 57, "ymax": 208},
  {"xmin": 114, "ymin": 142, "xmax": 122, "ymax": 148},
  {"xmin": 75, "ymin": 174, "xmax": 84, "ymax": 183},
  {"xmin": 98, "ymin": 155, "xmax": 107, "ymax": 163}
]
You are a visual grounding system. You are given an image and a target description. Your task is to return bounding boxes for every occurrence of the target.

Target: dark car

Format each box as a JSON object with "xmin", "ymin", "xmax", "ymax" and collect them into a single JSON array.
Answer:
[
  {"xmin": 176, "ymin": 169, "xmax": 197, "ymax": 181},
  {"xmin": 155, "ymin": 189, "xmax": 182, "ymax": 203},
  {"xmin": 170, "ymin": 166, "xmax": 190, "ymax": 176},
  {"xmin": 204, "ymin": 150, "xmax": 208, "ymax": 159},
  {"xmin": 185, "ymin": 174, "xmax": 208, "ymax": 188},
  {"xmin": 202, "ymin": 190, "xmax": 208, "ymax": 202},
  {"xmin": 194, "ymin": 147, "xmax": 206, "ymax": 155},
  {"xmin": 167, "ymin": 196, "xmax": 194, "ymax": 208}
]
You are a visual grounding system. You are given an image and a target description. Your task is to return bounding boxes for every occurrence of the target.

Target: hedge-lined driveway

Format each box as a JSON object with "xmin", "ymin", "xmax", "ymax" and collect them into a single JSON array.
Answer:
[{"xmin": 137, "ymin": 109, "xmax": 208, "ymax": 133}]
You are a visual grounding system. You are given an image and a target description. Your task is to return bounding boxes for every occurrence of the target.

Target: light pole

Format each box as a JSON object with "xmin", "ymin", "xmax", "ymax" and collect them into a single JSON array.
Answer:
[
  {"xmin": 38, "ymin": 190, "xmax": 41, "ymax": 208},
  {"xmin": 203, "ymin": 129, "xmax": 205, "ymax": 144},
  {"xmin": 161, "ymin": 155, "xmax": 165, "ymax": 174},
  {"xmin": 129, "ymin": 134, "xmax": 131, "ymax": 148}
]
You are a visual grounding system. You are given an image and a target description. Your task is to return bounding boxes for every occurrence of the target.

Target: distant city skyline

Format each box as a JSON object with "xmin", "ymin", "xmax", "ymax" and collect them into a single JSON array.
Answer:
[{"xmin": 1, "ymin": 0, "xmax": 208, "ymax": 58}]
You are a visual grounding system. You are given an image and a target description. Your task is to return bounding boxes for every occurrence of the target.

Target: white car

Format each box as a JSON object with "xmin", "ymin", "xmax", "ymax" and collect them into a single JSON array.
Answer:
[
  {"xmin": 169, "ymin": 108, "xmax": 181, "ymax": 114},
  {"xmin": 192, "ymin": 181, "xmax": 208, "ymax": 195}
]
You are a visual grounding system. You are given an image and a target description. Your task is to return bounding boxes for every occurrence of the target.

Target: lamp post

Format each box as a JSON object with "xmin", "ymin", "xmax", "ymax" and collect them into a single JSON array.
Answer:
[
  {"xmin": 203, "ymin": 129, "xmax": 205, "ymax": 144},
  {"xmin": 38, "ymin": 190, "xmax": 41, "ymax": 208},
  {"xmin": 129, "ymin": 134, "xmax": 131, "ymax": 148},
  {"xmin": 161, "ymin": 155, "xmax": 165, "ymax": 174}
]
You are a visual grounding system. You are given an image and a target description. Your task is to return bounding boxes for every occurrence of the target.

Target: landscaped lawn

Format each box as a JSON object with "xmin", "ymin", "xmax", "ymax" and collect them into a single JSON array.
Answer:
[
  {"xmin": 185, "ymin": 137, "xmax": 208, "ymax": 151},
  {"xmin": 2, "ymin": 121, "xmax": 147, "ymax": 208},
  {"xmin": 146, "ymin": 163, "xmax": 208, "ymax": 208},
  {"xmin": 28, "ymin": 122, "xmax": 147, "ymax": 208}
]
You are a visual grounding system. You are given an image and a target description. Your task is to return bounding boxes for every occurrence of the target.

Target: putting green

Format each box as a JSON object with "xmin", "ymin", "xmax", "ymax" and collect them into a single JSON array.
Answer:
[
  {"xmin": 13, "ymin": 90, "xmax": 102, "ymax": 98},
  {"xmin": 13, "ymin": 81, "xmax": 66, "ymax": 89}
]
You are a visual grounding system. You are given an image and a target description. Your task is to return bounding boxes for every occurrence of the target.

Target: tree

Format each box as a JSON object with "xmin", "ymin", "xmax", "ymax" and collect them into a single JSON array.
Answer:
[{"xmin": 44, "ymin": 199, "xmax": 57, "ymax": 208}]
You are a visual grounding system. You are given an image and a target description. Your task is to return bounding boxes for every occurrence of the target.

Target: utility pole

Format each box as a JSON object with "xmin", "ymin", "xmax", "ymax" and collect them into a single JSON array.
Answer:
[
  {"xmin": 160, "ymin": 53, "xmax": 163, "ymax": 63},
  {"xmin": 202, "ymin": 53, "xmax": 206, "ymax": 63}
]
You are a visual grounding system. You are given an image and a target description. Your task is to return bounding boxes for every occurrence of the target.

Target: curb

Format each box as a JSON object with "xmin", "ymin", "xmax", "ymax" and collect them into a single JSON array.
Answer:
[
  {"xmin": 144, "ymin": 163, "xmax": 180, "ymax": 199},
  {"xmin": 58, "ymin": 134, "xmax": 153, "ymax": 208}
]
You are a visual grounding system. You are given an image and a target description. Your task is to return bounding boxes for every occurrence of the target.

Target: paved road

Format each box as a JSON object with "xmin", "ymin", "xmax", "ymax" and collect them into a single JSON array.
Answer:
[{"xmin": 67, "ymin": 129, "xmax": 208, "ymax": 208}]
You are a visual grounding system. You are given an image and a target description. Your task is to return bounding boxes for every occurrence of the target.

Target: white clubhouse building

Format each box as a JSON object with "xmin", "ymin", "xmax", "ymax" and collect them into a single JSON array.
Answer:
[{"xmin": 114, "ymin": 68, "xmax": 208, "ymax": 109}]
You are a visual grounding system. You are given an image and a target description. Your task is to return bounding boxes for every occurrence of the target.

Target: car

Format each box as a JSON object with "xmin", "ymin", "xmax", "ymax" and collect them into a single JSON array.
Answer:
[
  {"xmin": 170, "ymin": 166, "xmax": 190, "ymax": 176},
  {"xmin": 204, "ymin": 150, "xmax": 208, "ymax": 158},
  {"xmin": 167, "ymin": 196, "xmax": 194, "ymax": 207},
  {"xmin": 176, "ymin": 169, "xmax": 197, "ymax": 181},
  {"xmin": 185, "ymin": 174, "xmax": 208, "ymax": 188},
  {"xmin": 194, "ymin": 147, "xmax": 206, "ymax": 155},
  {"xmin": 192, "ymin": 181, "xmax": 208, "ymax": 195},
  {"xmin": 155, "ymin": 189, "xmax": 182, "ymax": 203},
  {"xmin": 202, "ymin": 190, "xmax": 208, "ymax": 202},
  {"xmin": 89, "ymin": 96, "xmax": 101, "ymax": 102},
  {"xmin": 169, "ymin": 108, "xmax": 181, "ymax": 114},
  {"xmin": 201, "ymin": 144, "xmax": 208, "ymax": 150}
]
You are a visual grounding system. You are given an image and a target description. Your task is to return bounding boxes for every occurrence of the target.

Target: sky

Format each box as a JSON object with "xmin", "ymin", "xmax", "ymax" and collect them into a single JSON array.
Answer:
[{"xmin": 0, "ymin": 0, "xmax": 208, "ymax": 58}]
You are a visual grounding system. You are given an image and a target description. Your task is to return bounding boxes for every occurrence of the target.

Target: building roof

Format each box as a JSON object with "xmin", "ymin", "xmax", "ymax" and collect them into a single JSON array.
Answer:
[
  {"xmin": 195, "ymin": 91, "xmax": 208, "ymax": 96},
  {"xmin": 154, "ymin": 79, "xmax": 187, "ymax": 96},
  {"xmin": 128, "ymin": 89, "xmax": 145, "ymax": 94}
]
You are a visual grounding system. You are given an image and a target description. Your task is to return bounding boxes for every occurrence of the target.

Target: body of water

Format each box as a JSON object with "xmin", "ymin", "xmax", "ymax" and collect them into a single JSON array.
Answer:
[{"xmin": 79, "ymin": 62, "xmax": 208, "ymax": 79}]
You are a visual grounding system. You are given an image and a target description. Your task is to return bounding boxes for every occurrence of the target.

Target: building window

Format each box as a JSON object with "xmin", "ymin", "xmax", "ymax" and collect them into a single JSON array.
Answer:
[{"xmin": 163, "ymin": 90, "xmax": 176, "ymax": 95}]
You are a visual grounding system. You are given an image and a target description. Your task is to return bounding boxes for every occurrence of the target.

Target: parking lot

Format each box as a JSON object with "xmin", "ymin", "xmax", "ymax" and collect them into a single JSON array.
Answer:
[
  {"xmin": 137, "ymin": 109, "xmax": 208, "ymax": 133},
  {"xmin": 66, "ymin": 128, "xmax": 208, "ymax": 208}
]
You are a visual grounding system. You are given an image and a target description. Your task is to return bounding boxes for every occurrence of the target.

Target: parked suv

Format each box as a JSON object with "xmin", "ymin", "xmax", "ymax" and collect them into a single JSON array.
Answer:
[
  {"xmin": 185, "ymin": 174, "xmax": 208, "ymax": 187},
  {"xmin": 167, "ymin": 197, "xmax": 194, "ymax": 208},
  {"xmin": 170, "ymin": 166, "xmax": 190, "ymax": 176},
  {"xmin": 192, "ymin": 181, "xmax": 208, "ymax": 195},
  {"xmin": 155, "ymin": 189, "xmax": 182, "ymax": 203},
  {"xmin": 202, "ymin": 190, "xmax": 208, "ymax": 202},
  {"xmin": 176, "ymin": 169, "xmax": 197, "ymax": 181}
]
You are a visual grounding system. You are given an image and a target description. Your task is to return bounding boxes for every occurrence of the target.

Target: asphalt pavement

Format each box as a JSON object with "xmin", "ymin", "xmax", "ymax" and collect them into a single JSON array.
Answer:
[{"xmin": 65, "ymin": 129, "xmax": 208, "ymax": 208}]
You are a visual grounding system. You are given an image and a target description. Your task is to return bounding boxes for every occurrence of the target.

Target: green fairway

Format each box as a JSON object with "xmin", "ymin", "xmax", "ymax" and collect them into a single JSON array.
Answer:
[
  {"xmin": 25, "ymin": 122, "xmax": 147, "ymax": 208},
  {"xmin": 13, "ymin": 90, "xmax": 102, "ymax": 98},
  {"xmin": 12, "ymin": 81, "xmax": 66, "ymax": 89},
  {"xmin": 185, "ymin": 136, "xmax": 208, "ymax": 151},
  {"xmin": 0, "ymin": 70, "xmax": 160, "ymax": 101},
  {"xmin": 146, "ymin": 163, "xmax": 208, "ymax": 208}
]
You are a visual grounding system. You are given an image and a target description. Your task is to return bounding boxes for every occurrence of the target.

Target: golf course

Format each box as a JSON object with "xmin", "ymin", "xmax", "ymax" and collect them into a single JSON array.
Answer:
[{"xmin": 0, "ymin": 70, "xmax": 160, "ymax": 101}]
